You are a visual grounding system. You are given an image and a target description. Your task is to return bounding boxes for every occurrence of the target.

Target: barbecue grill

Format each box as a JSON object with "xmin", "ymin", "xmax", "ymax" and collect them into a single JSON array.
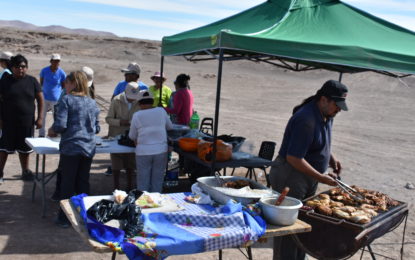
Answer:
[{"xmin": 294, "ymin": 192, "xmax": 408, "ymax": 260}]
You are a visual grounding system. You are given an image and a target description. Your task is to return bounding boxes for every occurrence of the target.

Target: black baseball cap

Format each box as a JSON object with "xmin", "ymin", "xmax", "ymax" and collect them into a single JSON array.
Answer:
[{"xmin": 319, "ymin": 80, "xmax": 349, "ymax": 111}]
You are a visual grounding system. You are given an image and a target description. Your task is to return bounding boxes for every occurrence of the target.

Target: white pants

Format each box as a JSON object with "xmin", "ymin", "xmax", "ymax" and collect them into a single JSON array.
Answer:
[
  {"xmin": 39, "ymin": 100, "xmax": 57, "ymax": 137},
  {"xmin": 135, "ymin": 152, "xmax": 167, "ymax": 193}
]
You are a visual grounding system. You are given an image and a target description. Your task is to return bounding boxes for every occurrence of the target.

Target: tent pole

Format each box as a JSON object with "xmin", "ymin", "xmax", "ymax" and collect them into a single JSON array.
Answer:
[
  {"xmin": 159, "ymin": 56, "xmax": 164, "ymax": 106},
  {"xmin": 211, "ymin": 49, "xmax": 224, "ymax": 176},
  {"xmin": 338, "ymin": 72, "xmax": 343, "ymax": 82}
]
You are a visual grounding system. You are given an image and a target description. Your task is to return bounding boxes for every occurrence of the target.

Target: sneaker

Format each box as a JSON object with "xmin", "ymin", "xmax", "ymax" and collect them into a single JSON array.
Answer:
[
  {"xmin": 21, "ymin": 169, "xmax": 34, "ymax": 181},
  {"xmin": 55, "ymin": 217, "xmax": 71, "ymax": 228},
  {"xmin": 104, "ymin": 166, "xmax": 112, "ymax": 176},
  {"xmin": 51, "ymin": 190, "xmax": 60, "ymax": 202}
]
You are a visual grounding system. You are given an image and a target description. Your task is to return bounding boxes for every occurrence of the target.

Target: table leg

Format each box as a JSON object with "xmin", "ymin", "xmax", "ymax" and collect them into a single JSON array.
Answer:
[
  {"xmin": 367, "ymin": 244, "xmax": 376, "ymax": 260},
  {"xmin": 32, "ymin": 154, "xmax": 39, "ymax": 202},
  {"xmin": 218, "ymin": 249, "xmax": 222, "ymax": 260},
  {"xmin": 400, "ymin": 213, "xmax": 408, "ymax": 260},
  {"xmin": 41, "ymin": 154, "xmax": 46, "ymax": 218},
  {"xmin": 247, "ymin": 246, "xmax": 253, "ymax": 260}
]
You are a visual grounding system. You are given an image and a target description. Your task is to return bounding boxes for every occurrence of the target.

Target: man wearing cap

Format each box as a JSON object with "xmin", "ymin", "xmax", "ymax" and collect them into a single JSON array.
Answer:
[
  {"xmin": 111, "ymin": 62, "xmax": 148, "ymax": 100},
  {"xmin": 0, "ymin": 51, "xmax": 13, "ymax": 80},
  {"xmin": 39, "ymin": 53, "xmax": 66, "ymax": 137},
  {"xmin": 149, "ymin": 72, "xmax": 172, "ymax": 107},
  {"xmin": 106, "ymin": 82, "xmax": 141, "ymax": 190},
  {"xmin": 269, "ymin": 80, "xmax": 349, "ymax": 260},
  {"xmin": 129, "ymin": 90, "xmax": 173, "ymax": 192}
]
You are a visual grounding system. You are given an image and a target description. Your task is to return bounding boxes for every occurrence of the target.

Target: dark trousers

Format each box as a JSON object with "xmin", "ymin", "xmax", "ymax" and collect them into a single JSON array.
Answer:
[
  {"xmin": 269, "ymin": 157, "xmax": 318, "ymax": 260},
  {"xmin": 58, "ymin": 154, "xmax": 93, "ymax": 221},
  {"xmin": 54, "ymin": 155, "xmax": 63, "ymax": 194}
]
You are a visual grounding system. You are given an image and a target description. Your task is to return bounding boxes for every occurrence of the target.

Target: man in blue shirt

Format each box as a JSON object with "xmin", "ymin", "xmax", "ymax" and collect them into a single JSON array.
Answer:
[
  {"xmin": 39, "ymin": 53, "xmax": 66, "ymax": 137},
  {"xmin": 269, "ymin": 80, "xmax": 349, "ymax": 260},
  {"xmin": 111, "ymin": 62, "xmax": 148, "ymax": 100}
]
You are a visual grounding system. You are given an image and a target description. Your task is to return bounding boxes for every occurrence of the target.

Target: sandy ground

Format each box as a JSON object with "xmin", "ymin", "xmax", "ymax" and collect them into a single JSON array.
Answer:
[{"xmin": 0, "ymin": 28, "xmax": 414, "ymax": 259}]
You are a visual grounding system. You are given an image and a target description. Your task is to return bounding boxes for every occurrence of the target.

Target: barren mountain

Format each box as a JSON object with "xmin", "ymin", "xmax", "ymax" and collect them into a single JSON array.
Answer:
[{"xmin": 0, "ymin": 19, "xmax": 116, "ymax": 37}]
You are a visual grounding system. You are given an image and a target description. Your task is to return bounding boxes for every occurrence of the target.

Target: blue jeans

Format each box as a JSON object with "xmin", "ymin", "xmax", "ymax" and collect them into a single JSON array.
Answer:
[{"xmin": 135, "ymin": 152, "xmax": 167, "ymax": 192}]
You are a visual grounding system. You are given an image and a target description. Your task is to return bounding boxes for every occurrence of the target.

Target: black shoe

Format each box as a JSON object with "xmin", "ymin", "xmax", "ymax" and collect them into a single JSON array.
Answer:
[
  {"xmin": 51, "ymin": 191, "xmax": 60, "ymax": 202},
  {"xmin": 104, "ymin": 166, "xmax": 112, "ymax": 176},
  {"xmin": 55, "ymin": 217, "xmax": 71, "ymax": 228},
  {"xmin": 21, "ymin": 169, "xmax": 34, "ymax": 181}
]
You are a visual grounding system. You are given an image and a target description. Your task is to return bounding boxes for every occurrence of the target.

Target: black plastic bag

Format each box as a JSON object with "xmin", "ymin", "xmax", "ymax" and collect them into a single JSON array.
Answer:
[
  {"xmin": 87, "ymin": 189, "xmax": 144, "ymax": 238},
  {"xmin": 118, "ymin": 130, "xmax": 136, "ymax": 147}
]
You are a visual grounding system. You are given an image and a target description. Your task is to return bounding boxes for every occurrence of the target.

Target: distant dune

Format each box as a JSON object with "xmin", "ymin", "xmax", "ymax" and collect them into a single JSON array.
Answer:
[{"xmin": 0, "ymin": 19, "xmax": 117, "ymax": 37}]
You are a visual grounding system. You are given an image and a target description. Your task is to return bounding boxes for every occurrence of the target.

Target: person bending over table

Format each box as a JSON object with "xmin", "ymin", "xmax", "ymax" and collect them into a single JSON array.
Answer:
[
  {"xmin": 269, "ymin": 80, "xmax": 349, "ymax": 260},
  {"xmin": 48, "ymin": 71, "xmax": 100, "ymax": 228},
  {"xmin": 105, "ymin": 82, "xmax": 141, "ymax": 191},
  {"xmin": 129, "ymin": 90, "xmax": 173, "ymax": 192}
]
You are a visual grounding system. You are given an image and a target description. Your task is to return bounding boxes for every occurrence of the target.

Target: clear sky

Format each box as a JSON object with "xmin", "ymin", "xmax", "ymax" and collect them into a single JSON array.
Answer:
[{"xmin": 1, "ymin": 0, "xmax": 414, "ymax": 41}]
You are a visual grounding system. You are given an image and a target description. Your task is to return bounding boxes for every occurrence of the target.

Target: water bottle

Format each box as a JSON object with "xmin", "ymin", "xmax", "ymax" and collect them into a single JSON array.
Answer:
[{"xmin": 189, "ymin": 111, "xmax": 200, "ymax": 129}]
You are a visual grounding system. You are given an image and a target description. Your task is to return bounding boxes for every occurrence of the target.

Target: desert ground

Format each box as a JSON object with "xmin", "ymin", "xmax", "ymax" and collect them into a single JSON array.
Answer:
[{"xmin": 0, "ymin": 27, "xmax": 414, "ymax": 259}]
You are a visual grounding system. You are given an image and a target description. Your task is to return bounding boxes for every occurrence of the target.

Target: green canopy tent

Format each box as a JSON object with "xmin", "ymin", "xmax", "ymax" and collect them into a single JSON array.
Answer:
[{"xmin": 159, "ymin": 0, "xmax": 415, "ymax": 169}]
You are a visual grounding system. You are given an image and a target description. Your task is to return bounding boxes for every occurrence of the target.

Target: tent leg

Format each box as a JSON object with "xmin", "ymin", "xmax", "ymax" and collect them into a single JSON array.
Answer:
[
  {"xmin": 211, "ymin": 49, "xmax": 224, "ymax": 174},
  {"xmin": 159, "ymin": 56, "xmax": 164, "ymax": 105},
  {"xmin": 338, "ymin": 72, "xmax": 343, "ymax": 82}
]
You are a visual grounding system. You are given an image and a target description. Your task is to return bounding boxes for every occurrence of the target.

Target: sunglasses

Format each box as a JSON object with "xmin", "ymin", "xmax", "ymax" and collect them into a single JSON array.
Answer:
[{"xmin": 14, "ymin": 65, "xmax": 27, "ymax": 69}]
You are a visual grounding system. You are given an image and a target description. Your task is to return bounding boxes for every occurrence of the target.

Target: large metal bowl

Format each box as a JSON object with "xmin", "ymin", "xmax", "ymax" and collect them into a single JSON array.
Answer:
[{"xmin": 197, "ymin": 176, "xmax": 278, "ymax": 205}]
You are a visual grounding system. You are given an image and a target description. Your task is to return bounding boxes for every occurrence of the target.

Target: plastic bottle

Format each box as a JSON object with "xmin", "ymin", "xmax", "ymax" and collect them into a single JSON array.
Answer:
[{"xmin": 189, "ymin": 111, "xmax": 200, "ymax": 129}]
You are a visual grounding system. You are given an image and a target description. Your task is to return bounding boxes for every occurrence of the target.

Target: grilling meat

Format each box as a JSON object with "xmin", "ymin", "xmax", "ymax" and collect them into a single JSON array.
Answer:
[
  {"xmin": 303, "ymin": 185, "xmax": 400, "ymax": 224},
  {"xmin": 316, "ymin": 204, "xmax": 333, "ymax": 216}
]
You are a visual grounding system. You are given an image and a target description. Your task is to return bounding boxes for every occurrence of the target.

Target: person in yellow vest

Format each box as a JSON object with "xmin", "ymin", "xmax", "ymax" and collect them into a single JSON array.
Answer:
[{"xmin": 148, "ymin": 72, "xmax": 172, "ymax": 107}]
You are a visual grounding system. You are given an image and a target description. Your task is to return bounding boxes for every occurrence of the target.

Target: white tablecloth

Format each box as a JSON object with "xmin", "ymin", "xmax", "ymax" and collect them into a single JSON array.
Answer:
[{"xmin": 25, "ymin": 137, "xmax": 135, "ymax": 155}]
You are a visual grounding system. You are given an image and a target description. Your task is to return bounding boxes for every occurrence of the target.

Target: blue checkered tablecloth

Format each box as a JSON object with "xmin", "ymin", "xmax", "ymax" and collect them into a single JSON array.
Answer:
[{"xmin": 165, "ymin": 193, "xmax": 258, "ymax": 251}]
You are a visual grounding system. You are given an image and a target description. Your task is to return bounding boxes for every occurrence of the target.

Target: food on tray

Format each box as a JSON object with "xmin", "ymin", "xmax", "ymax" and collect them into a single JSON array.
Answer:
[
  {"xmin": 113, "ymin": 189, "xmax": 128, "ymax": 204},
  {"xmin": 135, "ymin": 194, "xmax": 161, "ymax": 208},
  {"xmin": 303, "ymin": 185, "xmax": 400, "ymax": 224},
  {"xmin": 316, "ymin": 204, "xmax": 332, "ymax": 215},
  {"xmin": 223, "ymin": 179, "xmax": 251, "ymax": 189}
]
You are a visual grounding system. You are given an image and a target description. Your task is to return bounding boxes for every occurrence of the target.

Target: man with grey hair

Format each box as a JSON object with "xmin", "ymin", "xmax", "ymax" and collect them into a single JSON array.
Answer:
[{"xmin": 39, "ymin": 53, "xmax": 66, "ymax": 137}]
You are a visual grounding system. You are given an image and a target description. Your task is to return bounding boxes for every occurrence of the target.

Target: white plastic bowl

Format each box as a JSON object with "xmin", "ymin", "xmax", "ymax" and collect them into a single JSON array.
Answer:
[{"xmin": 259, "ymin": 196, "xmax": 303, "ymax": 226}]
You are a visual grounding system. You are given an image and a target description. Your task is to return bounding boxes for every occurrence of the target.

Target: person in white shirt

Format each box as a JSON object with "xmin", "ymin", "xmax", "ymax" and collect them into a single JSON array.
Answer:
[{"xmin": 129, "ymin": 90, "xmax": 173, "ymax": 192}]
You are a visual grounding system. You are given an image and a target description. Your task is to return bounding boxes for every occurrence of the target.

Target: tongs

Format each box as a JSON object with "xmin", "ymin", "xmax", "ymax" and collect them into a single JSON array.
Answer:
[
  {"xmin": 214, "ymin": 171, "xmax": 225, "ymax": 187},
  {"xmin": 334, "ymin": 178, "xmax": 365, "ymax": 202}
]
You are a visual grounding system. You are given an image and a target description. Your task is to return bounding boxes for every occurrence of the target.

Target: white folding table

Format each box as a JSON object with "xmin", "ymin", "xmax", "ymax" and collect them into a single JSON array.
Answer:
[{"xmin": 25, "ymin": 137, "xmax": 135, "ymax": 217}]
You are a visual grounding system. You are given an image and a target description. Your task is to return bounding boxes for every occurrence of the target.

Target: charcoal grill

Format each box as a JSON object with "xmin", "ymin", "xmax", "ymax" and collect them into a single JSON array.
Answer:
[{"xmin": 294, "ymin": 193, "xmax": 408, "ymax": 260}]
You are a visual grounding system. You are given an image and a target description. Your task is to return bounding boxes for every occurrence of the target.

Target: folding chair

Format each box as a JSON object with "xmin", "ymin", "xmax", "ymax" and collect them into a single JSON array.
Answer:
[
  {"xmin": 199, "ymin": 117, "xmax": 214, "ymax": 135},
  {"xmin": 232, "ymin": 141, "xmax": 276, "ymax": 187}
]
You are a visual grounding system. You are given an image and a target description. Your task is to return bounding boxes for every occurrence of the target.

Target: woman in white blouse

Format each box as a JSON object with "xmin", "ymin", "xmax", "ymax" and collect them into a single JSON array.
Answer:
[{"xmin": 129, "ymin": 90, "xmax": 173, "ymax": 192}]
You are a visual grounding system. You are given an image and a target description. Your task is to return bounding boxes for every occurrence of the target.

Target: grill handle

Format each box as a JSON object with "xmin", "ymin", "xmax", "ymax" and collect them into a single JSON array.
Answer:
[
  {"xmin": 305, "ymin": 210, "xmax": 346, "ymax": 225},
  {"xmin": 355, "ymin": 207, "xmax": 408, "ymax": 241}
]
